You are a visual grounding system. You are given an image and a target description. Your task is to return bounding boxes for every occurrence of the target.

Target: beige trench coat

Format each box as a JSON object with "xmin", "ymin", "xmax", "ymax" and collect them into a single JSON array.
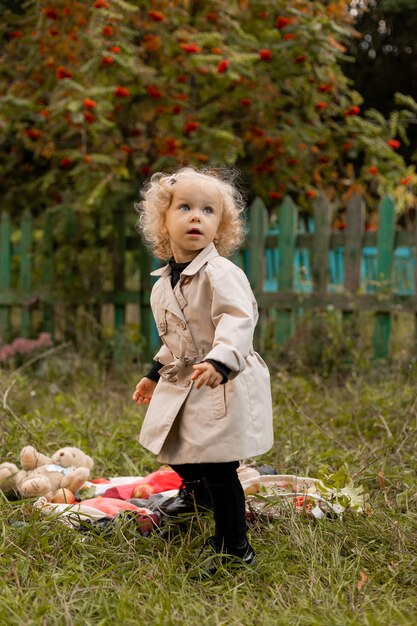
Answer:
[{"xmin": 138, "ymin": 243, "xmax": 274, "ymax": 464}]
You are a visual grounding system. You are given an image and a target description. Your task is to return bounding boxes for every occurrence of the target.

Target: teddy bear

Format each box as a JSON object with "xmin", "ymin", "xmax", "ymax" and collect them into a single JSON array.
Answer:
[{"xmin": 0, "ymin": 445, "xmax": 94, "ymax": 501}]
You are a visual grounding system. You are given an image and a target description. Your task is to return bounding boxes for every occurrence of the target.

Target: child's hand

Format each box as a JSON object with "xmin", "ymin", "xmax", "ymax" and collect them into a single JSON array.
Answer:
[
  {"xmin": 132, "ymin": 377, "xmax": 157, "ymax": 405},
  {"xmin": 191, "ymin": 362, "xmax": 223, "ymax": 389}
]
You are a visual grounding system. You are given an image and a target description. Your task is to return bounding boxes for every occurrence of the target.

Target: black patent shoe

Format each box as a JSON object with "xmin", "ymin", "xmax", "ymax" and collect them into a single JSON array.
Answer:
[
  {"xmin": 188, "ymin": 536, "xmax": 257, "ymax": 579},
  {"xmin": 156, "ymin": 480, "xmax": 212, "ymax": 519}
]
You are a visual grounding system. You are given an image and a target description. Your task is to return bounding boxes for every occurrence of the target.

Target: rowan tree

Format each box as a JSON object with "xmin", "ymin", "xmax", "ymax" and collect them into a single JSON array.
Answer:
[{"xmin": 0, "ymin": 0, "xmax": 415, "ymax": 221}]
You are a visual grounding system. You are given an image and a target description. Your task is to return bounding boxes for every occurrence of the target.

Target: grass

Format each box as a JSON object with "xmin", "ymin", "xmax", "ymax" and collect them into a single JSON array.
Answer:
[{"xmin": 0, "ymin": 348, "xmax": 416, "ymax": 626}]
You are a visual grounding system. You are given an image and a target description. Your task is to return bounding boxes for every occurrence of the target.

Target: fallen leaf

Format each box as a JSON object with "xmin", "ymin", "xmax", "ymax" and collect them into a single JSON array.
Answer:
[
  {"xmin": 357, "ymin": 571, "xmax": 368, "ymax": 592},
  {"xmin": 377, "ymin": 470, "xmax": 385, "ymax": 489}
]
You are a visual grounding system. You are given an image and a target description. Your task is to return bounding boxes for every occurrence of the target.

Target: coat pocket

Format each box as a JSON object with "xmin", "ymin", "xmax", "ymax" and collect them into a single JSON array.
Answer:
[{"xmin": 212, "ymin": 384, "xmax": 227, "ymax": 419}]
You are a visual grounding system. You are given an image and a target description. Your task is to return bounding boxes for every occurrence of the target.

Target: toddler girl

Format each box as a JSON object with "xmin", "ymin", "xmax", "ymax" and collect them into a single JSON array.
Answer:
[{"xmin": 133, "ymin": 166, "xmax": 273, "ymax": 574}]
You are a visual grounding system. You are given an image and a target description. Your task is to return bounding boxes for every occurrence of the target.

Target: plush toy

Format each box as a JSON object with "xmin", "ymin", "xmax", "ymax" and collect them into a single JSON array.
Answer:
[{"xmin": 0, "ymin": 445, "xmax": 94, "ymax": 501}]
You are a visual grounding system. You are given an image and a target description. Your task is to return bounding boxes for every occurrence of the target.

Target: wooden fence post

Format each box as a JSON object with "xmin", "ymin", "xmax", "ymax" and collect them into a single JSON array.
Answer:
[
  {"xmin": 415, "ymin": 222, "xmax": 417, "ymax": 353},
  {"xmin": 139, "ymin": 244, "xmax": 156, "ymax": 363},
  {"xmin": 64, "ymin": 208, "xmax": 76, "ymax": 342},
  {"xmin": 276, "ymin": 195, "xmax": 297, "ymax": 347},
  {"xmin": 0, "ymin": 212, "xmax": 11, "ymax": 338},
  {"xmin": 311, "ymin": 194, "xmax": 332, "ymax": 294},
  {"xmin": 373, "ymin": 195, "xmax": 395, "ymax": 359},
  {"xmin": 20, "ymin": 209, "xmax": 32, "ymax": 337},
  {"xmin": 247, "ymin": 197, "xmax": 268, "ymax": 351},
  {"xmin": 113, "ymin": 209, "xmax": 125, "ymax": 362},
  {"xmin": 43, "ymin": 212, "xmax": 54, "ymax": 336},
  {"xmin": 247, "ymin": 197, "xmax": 268, "ymax": 291},
  {"xmin": 343, "ymin": 194, "xmax": 366, "ymax": 335},
  {"xmin": 344, "ymin": 194, "xmax": 366, "ymax": 292}
]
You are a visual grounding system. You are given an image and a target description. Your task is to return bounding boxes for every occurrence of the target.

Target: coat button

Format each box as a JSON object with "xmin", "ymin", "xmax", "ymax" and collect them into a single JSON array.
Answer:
[
  {"xmin": 184, "ymin": 380, "xmax": 191, "ymax": 387},
  {"xmin": 169, "ymin": 375, "xmax": 177, "ymax": 383},
  {"xmin": 180, "ymin": 321, "xmax": 186, "ymax": 330}
]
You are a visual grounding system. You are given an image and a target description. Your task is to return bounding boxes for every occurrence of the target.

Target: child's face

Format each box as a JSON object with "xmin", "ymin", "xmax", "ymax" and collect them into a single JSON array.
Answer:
[{"xmin": 164, "ymin": 176, "xmax": 222, "ymax": 262}]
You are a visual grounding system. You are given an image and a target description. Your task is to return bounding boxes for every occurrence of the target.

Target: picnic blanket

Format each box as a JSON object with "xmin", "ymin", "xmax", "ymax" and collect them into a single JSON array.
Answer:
[
  {"xmin": 78, "ymin": 467, "xmax": 183, "ymax": 501},
  {"xmin": 33, "ymin": 464, "xmax": 369, "ymax": 535}
]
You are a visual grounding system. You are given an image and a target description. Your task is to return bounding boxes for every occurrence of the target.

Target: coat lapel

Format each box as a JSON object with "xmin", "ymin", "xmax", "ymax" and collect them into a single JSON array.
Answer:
[
  {"xmin": 181, "ymin": 243, "xmax": 219, "ymax": 276},
  {"xmin": 159, "ymin": 276, "xmax": 187, "ymax": 321},
  {"xmin": 149, "ymin": 243, "xmax": 220, "ymax": 321}
]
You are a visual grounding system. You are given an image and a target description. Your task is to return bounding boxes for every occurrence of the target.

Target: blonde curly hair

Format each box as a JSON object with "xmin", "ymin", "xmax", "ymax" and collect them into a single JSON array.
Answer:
[{"xmin": 135, "ymin": 166, "xmax": 246, "ymax": 260}]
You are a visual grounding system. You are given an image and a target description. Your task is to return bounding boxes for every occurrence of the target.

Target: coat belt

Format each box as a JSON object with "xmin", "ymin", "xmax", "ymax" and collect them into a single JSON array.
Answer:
[{"xmin": 159, "ymin": 354, "xmax": 202, "ymax": 383}]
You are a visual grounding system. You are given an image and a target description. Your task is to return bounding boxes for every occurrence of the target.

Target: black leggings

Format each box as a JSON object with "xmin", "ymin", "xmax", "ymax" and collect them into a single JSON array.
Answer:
[{"xmin": 170, "ymin": 461, "xmax": 247, "ymax": 549}]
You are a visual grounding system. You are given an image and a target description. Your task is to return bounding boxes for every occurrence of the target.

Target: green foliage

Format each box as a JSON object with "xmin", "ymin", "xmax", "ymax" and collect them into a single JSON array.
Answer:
[
  {"xmin": 395, "ymin": 92, "xmax": 417, "ymax": 115},
  {"xmin": 0, "ymin": 0, "xmax": 413, "ymax": 221},
  {"xmin": 275, "ymin": 308, "xmax": 370, "ymax": 377}
]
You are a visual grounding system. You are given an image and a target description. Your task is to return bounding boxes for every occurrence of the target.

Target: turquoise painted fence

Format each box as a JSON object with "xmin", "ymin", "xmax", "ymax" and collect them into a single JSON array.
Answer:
[
  {"xmin": 259, "ymin": 242, "xmax": 416, "ymax": 296},
  {"xmin": 1, "ymin": 193, "xmax": 417, "ymax": 363}
]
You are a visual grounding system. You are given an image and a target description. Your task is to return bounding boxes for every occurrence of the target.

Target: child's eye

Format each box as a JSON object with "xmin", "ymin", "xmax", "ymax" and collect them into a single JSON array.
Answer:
[
  {"xmin": 179, "ymin": 204, "xmax": 190, "ymax": 212},
  {"xmin": 203, "ymin": 206, "xmax": 214, "ymax": 214}
]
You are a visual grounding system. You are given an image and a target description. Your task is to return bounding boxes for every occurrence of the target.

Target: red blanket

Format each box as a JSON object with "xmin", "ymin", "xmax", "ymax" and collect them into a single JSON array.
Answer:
[{"xmin": 91, "ymin": 468, "xmax": 182, "ymax": 500}]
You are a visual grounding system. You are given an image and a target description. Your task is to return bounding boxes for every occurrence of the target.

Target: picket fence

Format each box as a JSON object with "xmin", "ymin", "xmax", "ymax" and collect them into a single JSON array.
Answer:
[
  {"xmin": 240, "ymin": 193, "xmax": 417, "ymax": 360},
  {"xmin": 0, "ymin": 193, "xmax": 416, "ymax": 363}
]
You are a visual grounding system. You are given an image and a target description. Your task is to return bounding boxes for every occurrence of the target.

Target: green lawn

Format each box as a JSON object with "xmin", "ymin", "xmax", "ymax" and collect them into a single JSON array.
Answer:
[{"xmin": 0, "ymin": 349, "xmax": 416, "ymax": 626}]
